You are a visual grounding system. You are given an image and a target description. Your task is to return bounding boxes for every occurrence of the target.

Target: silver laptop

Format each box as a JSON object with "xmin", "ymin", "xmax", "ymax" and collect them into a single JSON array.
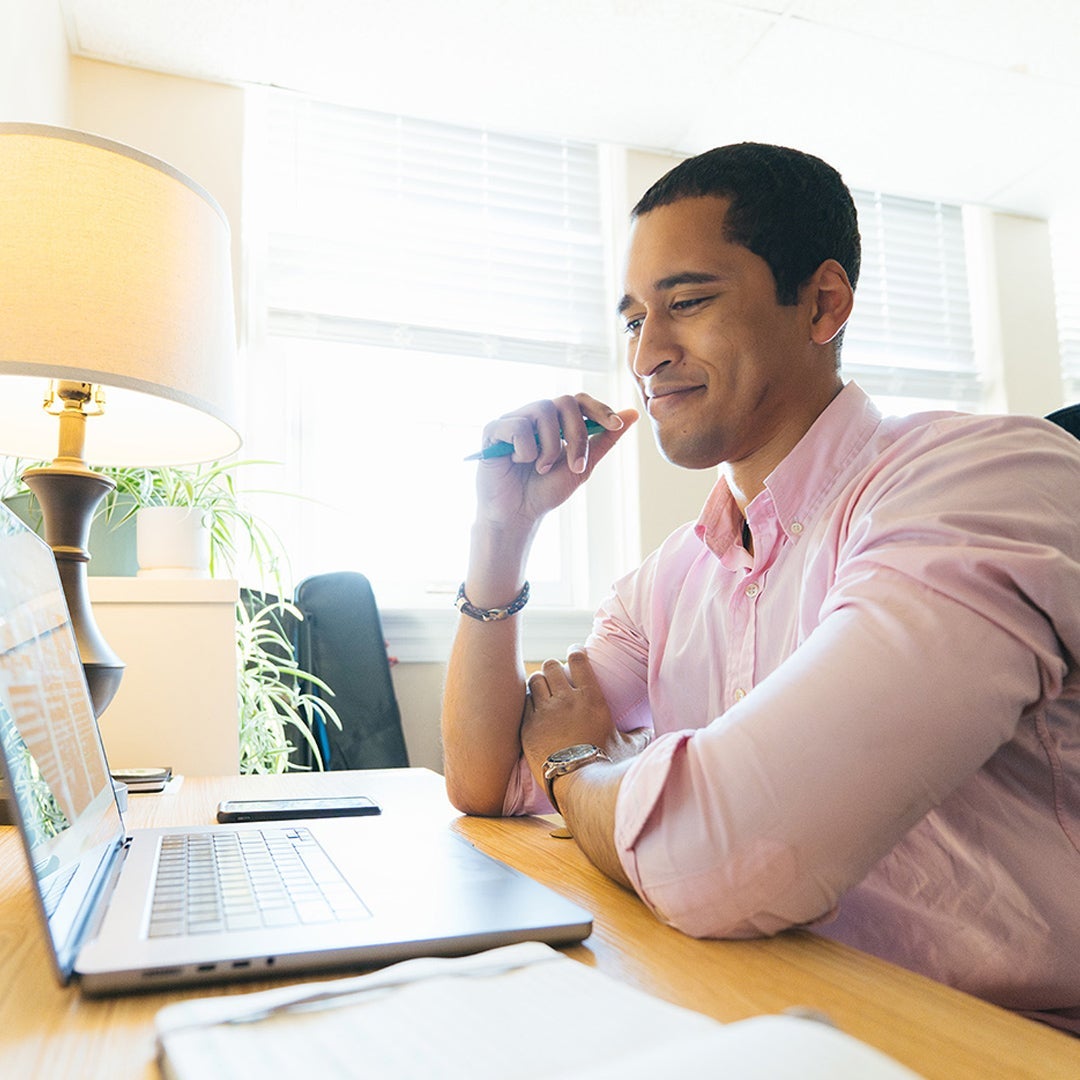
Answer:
[{"xmin": 0, "ymin": 502, "xmax": 591, "ymax": 995}]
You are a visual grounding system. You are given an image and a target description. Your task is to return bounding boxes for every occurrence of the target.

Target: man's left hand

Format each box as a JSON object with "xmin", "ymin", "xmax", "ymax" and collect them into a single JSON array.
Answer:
[{"xmin": 521, "ymin": 647, "xmax": 648, "ymax": 791}]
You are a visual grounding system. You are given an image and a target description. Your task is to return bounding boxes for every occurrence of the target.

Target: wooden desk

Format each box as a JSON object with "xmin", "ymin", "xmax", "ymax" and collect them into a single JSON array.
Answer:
[{"xmin": 1, "ymin": 769, "xmax": 1077, "ymax": 1079}]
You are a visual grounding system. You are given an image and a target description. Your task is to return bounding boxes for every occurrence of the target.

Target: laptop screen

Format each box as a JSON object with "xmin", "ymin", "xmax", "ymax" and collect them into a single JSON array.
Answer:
[{"xmin": 0, "ymin": 503, "xmax": 125, "ymax": 979}]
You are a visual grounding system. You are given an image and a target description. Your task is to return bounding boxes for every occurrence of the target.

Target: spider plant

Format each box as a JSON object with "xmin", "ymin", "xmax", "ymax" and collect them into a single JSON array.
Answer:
[
  {"xmin": 235, "ymin": 596, "xmax": 341, "ymax": 774},
  {"xmin": 99, "ymin": 460, "xmax": 284, "ymax": 581}
]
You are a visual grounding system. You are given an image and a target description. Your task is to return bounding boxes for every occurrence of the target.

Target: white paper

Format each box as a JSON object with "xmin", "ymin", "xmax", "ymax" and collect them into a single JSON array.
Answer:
[{"xmin": 155, "ymin": 942, "xmax": 922, "ymax": 1080}]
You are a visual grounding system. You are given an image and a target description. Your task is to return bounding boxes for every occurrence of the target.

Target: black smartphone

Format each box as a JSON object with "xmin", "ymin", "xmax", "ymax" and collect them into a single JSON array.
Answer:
[
  {"xmin": 216, "ymin": 795, "xmax": 382, "ymax": 823},
  {"xmin": 111, "ymin": 766, "xmax": 172, "ymax": 793}
]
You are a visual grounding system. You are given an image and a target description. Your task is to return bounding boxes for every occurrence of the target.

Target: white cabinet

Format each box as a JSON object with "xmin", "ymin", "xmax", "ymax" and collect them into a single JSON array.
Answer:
[{"xmin": 88, "ymin": 578, "xmax": 239, "ymax": 776}]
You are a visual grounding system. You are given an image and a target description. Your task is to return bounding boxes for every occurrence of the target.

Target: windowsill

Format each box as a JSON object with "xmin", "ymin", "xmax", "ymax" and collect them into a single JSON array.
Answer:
[
  {"xmin": 88, "ymin": 577, "xmax": 240, "ymax": 604},
  {"xmin": 85, "ymin": 580, "xmax": 592, "ymax": 663},
  {"xmin": 380, "ymin": 607, "xmax": 596, "ymax": 664}
]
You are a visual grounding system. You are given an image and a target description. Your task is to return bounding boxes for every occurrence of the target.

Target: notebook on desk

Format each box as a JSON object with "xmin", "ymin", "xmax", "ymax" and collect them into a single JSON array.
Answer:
[{"xmin": 0, "ymin": 502, "xmax": 591, "ymax": 996}]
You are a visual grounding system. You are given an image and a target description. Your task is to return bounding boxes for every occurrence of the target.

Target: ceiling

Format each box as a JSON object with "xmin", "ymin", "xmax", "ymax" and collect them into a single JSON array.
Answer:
[{"xmin": 59, "ymin": 0, "xmax": 1080, "ymax": 220}]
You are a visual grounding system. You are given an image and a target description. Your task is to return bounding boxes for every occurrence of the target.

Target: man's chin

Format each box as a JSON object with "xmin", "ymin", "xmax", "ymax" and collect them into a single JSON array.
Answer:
[{"xmin": 654, "ymin": 428, "xmax": 723, "ymax": 471}]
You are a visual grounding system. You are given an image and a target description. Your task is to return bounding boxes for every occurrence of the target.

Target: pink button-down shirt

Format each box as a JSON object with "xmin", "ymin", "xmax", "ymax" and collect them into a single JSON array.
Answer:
[{"xmin": 504, "ymin": 382, "xmax": 1080, "ymax": 1031}]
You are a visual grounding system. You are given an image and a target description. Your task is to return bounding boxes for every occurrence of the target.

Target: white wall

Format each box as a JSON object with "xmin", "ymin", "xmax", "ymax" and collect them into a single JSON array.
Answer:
[
  {"xmin": 0, "ymin": 0, "xmax": 69, "ymax": 124},
  {"xmin": 69, "ymin": 58, "xmax": 246, "ymax": 331},
  {"xmin": 966, "ymin": 208, "xmax": 1065, "ymax": 416}
]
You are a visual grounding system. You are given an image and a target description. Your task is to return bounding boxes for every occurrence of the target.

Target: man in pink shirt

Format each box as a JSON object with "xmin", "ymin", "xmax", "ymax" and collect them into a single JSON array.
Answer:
[{"xmin": 441, "ymin": 143, "xmax": 1080, "ymax": 1032}]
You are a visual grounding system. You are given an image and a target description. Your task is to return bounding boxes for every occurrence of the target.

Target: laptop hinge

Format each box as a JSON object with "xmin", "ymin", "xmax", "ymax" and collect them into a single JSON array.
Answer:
[{"xmin": 74, "ymin": 836, "xmax": 131, "ymax": 950}]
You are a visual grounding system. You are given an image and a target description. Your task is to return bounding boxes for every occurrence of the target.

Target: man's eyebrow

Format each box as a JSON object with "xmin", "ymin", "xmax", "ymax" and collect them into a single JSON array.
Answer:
[{"xmin": 616, "ymin": 271, "xmax": 723, "ymax": 315}]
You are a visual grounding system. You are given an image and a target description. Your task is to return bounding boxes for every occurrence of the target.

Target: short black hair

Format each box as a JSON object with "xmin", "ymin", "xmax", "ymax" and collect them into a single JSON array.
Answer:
[{"xmin": 632, "ymin": 143, "xmax": 861, "ymax": 306}]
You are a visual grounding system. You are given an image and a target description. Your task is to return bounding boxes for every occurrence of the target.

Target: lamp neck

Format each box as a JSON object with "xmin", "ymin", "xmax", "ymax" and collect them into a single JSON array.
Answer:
[{"xmin": 45, "ymin": 379, "xmax": 104, "ymax": 473}]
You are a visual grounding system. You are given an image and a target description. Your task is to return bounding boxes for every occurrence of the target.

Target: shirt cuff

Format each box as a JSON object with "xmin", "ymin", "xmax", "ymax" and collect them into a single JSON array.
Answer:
[
  {"xmin": 501, "ymin": 753, "xmax": 555, "ymax": 817},
  {"xmin": 612, "ymin": 731, "xmax": 691, "ymax": 900}
]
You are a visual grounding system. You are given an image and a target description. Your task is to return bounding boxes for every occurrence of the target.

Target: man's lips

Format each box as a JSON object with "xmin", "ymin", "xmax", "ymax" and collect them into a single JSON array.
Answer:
[{"xmin": 645, "ymin": 384, "xmax": 704, "ymax": 416}]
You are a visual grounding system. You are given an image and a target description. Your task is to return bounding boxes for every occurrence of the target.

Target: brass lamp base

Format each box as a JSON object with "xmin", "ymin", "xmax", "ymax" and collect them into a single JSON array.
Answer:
[{"xmin": 22, "ymin": 465, "xmax": 125, "ymax": 717}]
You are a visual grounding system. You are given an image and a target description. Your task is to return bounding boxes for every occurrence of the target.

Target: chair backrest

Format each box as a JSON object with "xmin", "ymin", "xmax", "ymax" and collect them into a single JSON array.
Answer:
[
  {"xmin": 1046, "ymin": 403, "xmax": 1080, "ymax": 440},
  {"xmin": 293, "ymin": 571, "xmax": 410, "ymax": 770}
]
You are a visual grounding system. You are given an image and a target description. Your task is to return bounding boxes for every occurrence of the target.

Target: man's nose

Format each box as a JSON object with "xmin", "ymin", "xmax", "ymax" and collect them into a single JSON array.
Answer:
[{"xmin": 629, "ymin": 313, "xmax": 678, "ymax": 379}]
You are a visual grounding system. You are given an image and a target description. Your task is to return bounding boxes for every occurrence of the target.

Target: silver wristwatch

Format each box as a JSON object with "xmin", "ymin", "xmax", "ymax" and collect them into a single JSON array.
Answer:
[{"xmin": 542, "ymin": 743, "xmax": 610, "ymax": 815}]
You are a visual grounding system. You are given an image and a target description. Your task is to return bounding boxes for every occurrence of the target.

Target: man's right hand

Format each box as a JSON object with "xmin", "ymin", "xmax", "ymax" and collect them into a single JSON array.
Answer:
[{"xmin": 472, "ymin": 393, "xmax": 638, "ymax": 534}]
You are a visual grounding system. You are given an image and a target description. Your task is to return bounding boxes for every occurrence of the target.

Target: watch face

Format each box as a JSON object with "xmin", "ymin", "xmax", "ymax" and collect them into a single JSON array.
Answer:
[{"xmin": 549, "ymin": 743, "xmax": 598, "ymax": 765}]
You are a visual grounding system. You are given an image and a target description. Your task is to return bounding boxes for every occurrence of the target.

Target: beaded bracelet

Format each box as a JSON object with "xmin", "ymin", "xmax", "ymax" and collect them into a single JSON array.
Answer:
[{"xmin": 455, "ymin": 581, "xmax": 530, "ymax": 622}]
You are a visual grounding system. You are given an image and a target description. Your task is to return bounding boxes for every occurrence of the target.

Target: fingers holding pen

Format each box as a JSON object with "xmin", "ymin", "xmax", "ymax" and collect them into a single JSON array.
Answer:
[
  {"xmin": 558, "ymin": 396, "xmax": 615, "ymax": 475},
  {"xmin": 479, "ymin": 394, "xmax": 637, "ymax": 475},
  {"xmin": 480, "ymin": 397, "xmax": 581, "ymax": 475},
  {"xmin": 477, "ymin": 402, "xmax": 552, "ymax": 472},
  {"xmin": 533, "ymin": 402, "xmax": 568, "ymax": 474},
  {"xmin": 569, "ymin": 402, "xmax": 638, "ymax": 478}
]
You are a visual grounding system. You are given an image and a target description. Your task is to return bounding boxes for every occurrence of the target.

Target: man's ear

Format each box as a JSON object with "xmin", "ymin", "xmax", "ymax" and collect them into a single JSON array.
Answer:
[{"xmin": 805, "ymin": 259, "xmax": 854, "ymax": 345}]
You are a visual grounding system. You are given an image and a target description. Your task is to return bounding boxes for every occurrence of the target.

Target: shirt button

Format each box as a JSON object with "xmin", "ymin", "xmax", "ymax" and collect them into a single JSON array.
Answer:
[
  {"xmin": 734, "ymin": 688, "xmax": 747, "ymax": 701},
  {"xmin": 790, "ymin": 521, "xmax": 804, "ymax": 535},
  {"xmin": 745, "ymin": 582, "xmax": 761, "ymax": 598}
]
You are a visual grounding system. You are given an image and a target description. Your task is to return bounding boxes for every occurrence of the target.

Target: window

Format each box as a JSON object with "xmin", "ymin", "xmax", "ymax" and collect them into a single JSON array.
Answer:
[
  {"xmin": 845, "ymin": 191, "xmax": 977, "ymax": 415},
  {"xmin": 242, "ymin": 91, "xmax": 624, "ymax": 617}
]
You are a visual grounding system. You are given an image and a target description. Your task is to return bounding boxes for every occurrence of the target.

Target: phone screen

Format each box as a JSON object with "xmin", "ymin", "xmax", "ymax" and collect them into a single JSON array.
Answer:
[{"xmin": 216, "ymin": 796, "xmax": 381, "ymax": 822}]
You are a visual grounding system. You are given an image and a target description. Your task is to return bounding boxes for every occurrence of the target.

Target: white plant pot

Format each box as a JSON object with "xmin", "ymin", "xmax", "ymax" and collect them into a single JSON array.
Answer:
[{"xmin": 136, "ymin": 507, "xmax": 211, "ymax": 578}]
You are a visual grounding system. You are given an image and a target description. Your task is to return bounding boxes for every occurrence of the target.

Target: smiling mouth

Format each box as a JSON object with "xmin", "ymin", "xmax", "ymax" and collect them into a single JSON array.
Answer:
[{"xmin": 646, "ymin": 386, "xmax": 703, "ymax": 415}]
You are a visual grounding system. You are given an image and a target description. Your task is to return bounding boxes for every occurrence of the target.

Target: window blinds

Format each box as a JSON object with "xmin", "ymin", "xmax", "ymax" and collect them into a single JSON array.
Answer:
[
  {"xmin": 263, "ymin": 93, "xmax": 978, "ymax": 409},
  {"xmin": 265, "ymin": 93, "xmax": 610, "ymax": 371},
  {"xmin": 844, "ymin": 191, "xmax": 978, "ymax": 407}
]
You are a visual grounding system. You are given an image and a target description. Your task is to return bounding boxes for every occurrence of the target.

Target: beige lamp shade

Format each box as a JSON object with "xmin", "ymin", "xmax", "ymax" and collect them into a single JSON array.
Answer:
[{"xmin": 0, "ymin": 123, "xmax": 240, "ymax": 466}]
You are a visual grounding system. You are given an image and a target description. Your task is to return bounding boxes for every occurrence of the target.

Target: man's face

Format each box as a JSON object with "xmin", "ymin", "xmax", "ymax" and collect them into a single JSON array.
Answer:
[{"xmin": 618, "ymin": 195, "xmax": 825, "ymax": 472}]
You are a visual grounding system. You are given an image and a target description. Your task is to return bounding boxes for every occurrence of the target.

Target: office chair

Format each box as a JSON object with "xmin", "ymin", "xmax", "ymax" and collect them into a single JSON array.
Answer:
[
  {"xmin": 292, "ymin": 571, "xmax": 410, "ymax": 771},
  {"xmin": 1046, "ymin": 403, "xmax": 1080, "ymax": 440}
]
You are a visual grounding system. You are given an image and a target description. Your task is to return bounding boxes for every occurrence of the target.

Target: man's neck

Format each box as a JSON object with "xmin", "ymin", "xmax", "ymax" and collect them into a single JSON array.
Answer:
[{"xmin": 722, "ymin": 379, "xmax": 844, "ymax": 514}]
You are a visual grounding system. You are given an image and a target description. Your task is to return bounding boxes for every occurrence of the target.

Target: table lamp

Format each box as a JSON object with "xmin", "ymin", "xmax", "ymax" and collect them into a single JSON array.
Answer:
[{"xmin": 0, "ymin": 123, "xmax": 241, "ymax": 717}]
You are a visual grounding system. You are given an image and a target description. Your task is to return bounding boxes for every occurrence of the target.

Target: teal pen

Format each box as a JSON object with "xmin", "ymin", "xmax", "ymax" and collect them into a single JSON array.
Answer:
[{"xmin": 465, "ymin": 418, "xmax": 607, "ymax": 461}]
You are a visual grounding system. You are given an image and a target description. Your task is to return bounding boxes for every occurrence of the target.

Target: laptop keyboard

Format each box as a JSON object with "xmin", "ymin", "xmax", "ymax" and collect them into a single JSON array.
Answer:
[{"xmin": 148, "ymin": 827, "xmax": 370, "ymax": 938}]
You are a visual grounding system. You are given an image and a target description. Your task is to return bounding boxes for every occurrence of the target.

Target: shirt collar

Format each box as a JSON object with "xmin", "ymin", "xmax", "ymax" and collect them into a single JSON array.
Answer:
[
  {"xmin": 695, "ymin": 382, "xmax": 882, "ymax": 560},
  {"xmin": 763, "ymin": 381, "xmax": 882, "ymax": 533}
]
